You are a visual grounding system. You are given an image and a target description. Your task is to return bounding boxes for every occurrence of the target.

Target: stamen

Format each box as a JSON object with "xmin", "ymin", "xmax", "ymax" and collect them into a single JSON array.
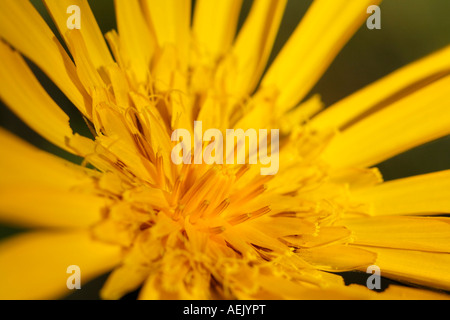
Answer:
[
  {"xmin": 231, "ymin": 184, "xmax": 267, "ymax": 207},
  {"xmin": 208, "ymin": 226, "xmax": 226, "ymax": 234},
  {"xmin": 170, "ymin": 174, "xmax": 185, "ymax": 206},
  {"xmin": 172, "ymin": 204, "xmax": 184, "ymax": 221},
  {"xmin": 227, "ymin": 206, "xmax": 271, "ymax": 226},
  {"xmin": 189, "ymin": 200, "xmax": 210, "ymax": 223},
  {"xmin": 248, "ymin": 206, "xmax": 271, "ymax": 219},
  {"xmin": 235, "ymin": 164, "xmax": 250, "ymax": 181},
  {"xmin": 180, "ymin": 167, "xmax": 217, "ymax": 203},
  {"xmin": 214, "ymin": 198, "xmax": 230, "ymax": 216},
  {"xmin": 227, "ymin": 213, "xmax": 251, "ymax": 226},
  {"xmin": 156, "ymin": 151, "xmax": 165, "ymax": 189}
]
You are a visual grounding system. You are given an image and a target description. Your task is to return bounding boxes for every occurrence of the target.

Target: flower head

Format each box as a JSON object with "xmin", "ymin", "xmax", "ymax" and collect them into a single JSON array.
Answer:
[{"xmin": 0, "ymin": 0, "xmax": 449, "ymax": 300}]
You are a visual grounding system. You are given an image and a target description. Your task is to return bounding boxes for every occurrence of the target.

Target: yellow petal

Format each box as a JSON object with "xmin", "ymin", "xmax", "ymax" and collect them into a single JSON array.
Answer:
[
  {"xmin": 106, "ymin": 64, "xmax": 131, "ymax": 110},
  {"xmin": 0, "ymin": 128, "xmax": 96, "ymax": 189},
  {"xmin": 66, "ymin": 29, "xmax": 107, "ymax": 95},
  {"xmin": 67, "ymin": 133, "xmax": 122, "ymax": 175},
  {"xmin": 247, "ymin": 273, "xmax": 366, "ymax": 300},
  {"xmin": 225, "ymin": 0, "xmax": 287, "ymax": 97},
  {"xmin": 313, "ymin": 282, "xmax": 448, "ymax": 300},
  {"xmin": 353, "ymin": 170, "xmax": 450, "ymax": 215},
  {"xmin": 115, "ymin": 0, "xmax": 156, "ymax": 83},
  {"xmin": 377, "ymin": 284, "xmax": 450, "ymax": 300},
  {"xmin": 312, "ymin": 46, "xmax": 450, "ymax": 131},
  {"xmin": 0, "ymin": 0, "xmax": 88, "ymax": 115},
  {"xmin": 93, "ymin": 104, "xmax": 157, "ymax": 184},
  {"xmin": 43, "ymin": 0, "xmax": 113, "ymax": 69},
  {"xmin": 123, "ymin": 186, "xmax": 169, "ymax": 208},
  {"xmin": 343, "ymin": 216, "xmax": 450, "ymax": 252},
  {"xmin": 0, "ymin": 230, "xmax": 122, "ymax": 299},
  {"xmin": 192, "ymin": 0, "xmax": 243, "ymax": 63},
  {"xmin": 322, "ymin": 75, "xmax": 450, "ymax": 168},
  {"xmin": 0, "ymin": 41, "xmax": 74, "ymax": 152},
  {"xmin": 247, "ymin": 216, "xmax": 317, "ymax": 238},
  {"xmin": 248, "ymin": 273, "xmax": 342, "ymax": 300},
  {"xmin": 141, "ymin": 0, "xmax": 190, "ymax": 69},
  {"xmin": 100, "ymin": 264, "xmax": 150, "ymax": 300},
  {"xmin": 222, "ymin": 223, "xmax": 288, "ymax": 257},
  {"xmin": 150, "ymin": 45, "xmax": 191, "ymax": 133},
  {"xmin": 0, "ymin": 186, "xmax": 109, "ymax": 228},
  {"xmin": 330, "ymin": 167, "xmax": 383, "ymax": 190},
  {"xmin": 278, "ymin": 95, "xmax": 324, "ymax": 135},
  {"xmin": 0, "ymin": 129, "xmax": 107, "ymax": 228},
  {"xmin": 147, "ymin": 40, "xmax": 177, "ymax": 92},
  {"xmin": 252, "ymin": 275, "xmax": 450, "ymax": 299},
  {"xmin": 297, "ymin": 245, "xmax": 377, "ymax": 272},
  {"xmin": 138, "ymin": 252, "xmax": 209, "ymax": 299},
  {"xmin": 356, "ymin": 246, "xmax": 450, "ymax": 291},
  {"xmin": 260, "ymin": 0, "xmax": 381, "ymax": 115},
  {"xmin": 284, "ymin": 226, "xmax": 351, "ymax": 248},
  {"xmin": 105, "ymin": 30, "xmax": 125, "ymax": 68}
]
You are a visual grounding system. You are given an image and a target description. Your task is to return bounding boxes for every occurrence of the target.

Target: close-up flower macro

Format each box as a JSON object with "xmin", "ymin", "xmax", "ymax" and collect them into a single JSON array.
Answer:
[{"xmin": 0, "ymin": 0, "xmax": 449, "ymax": 301}]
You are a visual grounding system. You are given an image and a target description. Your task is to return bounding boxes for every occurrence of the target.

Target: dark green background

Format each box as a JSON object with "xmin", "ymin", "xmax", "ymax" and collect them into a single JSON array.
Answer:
[{"xmin": 0, "ymin": 0, "xmax": 449, "ymax": 298}]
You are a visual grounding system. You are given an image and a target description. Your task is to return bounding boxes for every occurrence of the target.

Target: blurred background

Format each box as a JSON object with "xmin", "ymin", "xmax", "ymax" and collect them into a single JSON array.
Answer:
[{"xmin": 0, "ymin": 0, "xmax": 449, "ymax": 298}]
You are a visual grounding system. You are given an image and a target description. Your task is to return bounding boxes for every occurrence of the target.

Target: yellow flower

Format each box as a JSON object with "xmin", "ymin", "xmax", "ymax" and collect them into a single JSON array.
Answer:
[{"xmin": 0, "ymin": 0, "xmax": 449, "ymax": 300}]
